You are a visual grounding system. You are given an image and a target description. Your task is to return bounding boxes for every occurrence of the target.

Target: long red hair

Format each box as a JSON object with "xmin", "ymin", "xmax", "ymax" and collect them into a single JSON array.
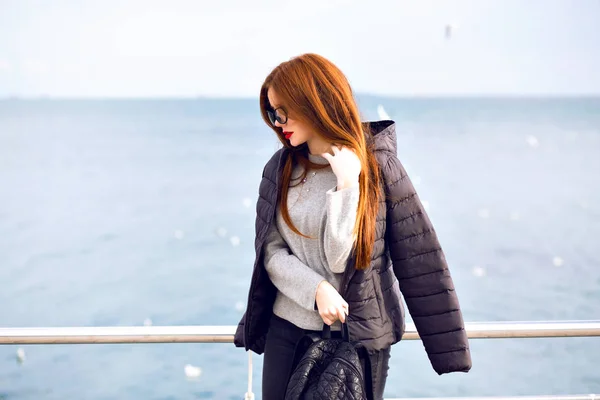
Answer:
[{"xmin": 259, "ymin": 53, "xmax": 383, "ymax": 271}]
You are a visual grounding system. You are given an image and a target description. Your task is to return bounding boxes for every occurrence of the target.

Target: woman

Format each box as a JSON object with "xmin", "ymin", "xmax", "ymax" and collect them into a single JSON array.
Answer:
[{"xmin": 234, "ymin": 53, "xmax": 471, "ymax": 399}]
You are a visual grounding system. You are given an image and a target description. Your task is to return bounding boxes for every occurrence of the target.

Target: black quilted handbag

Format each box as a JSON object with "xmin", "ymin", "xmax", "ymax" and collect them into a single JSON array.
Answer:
[{"xmin": 284, "ymin": 322, "xmax": 373, "ymax": 400}]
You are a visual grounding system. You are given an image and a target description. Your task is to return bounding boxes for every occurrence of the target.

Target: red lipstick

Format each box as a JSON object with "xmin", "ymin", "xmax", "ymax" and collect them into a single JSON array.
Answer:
[{"xmin": 283, "ymin": 131, "xmax": 294, "ymax": 140}]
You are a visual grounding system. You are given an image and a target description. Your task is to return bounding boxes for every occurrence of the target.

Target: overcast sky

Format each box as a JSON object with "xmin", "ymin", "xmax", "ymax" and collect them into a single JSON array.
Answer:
[{"xmin": 1, "ymin": 0, "xmax": 599, "ymax": 98}]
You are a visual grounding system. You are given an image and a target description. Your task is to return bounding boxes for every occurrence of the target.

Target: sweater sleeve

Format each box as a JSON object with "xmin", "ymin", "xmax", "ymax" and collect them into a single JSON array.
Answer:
[
  {"xmin": 382, "ymin": 152, "xmax": 472, "ymax": 375},
  {"xmin": 263, "ymin": 220, "xmax": 326, "ymax": 311},
  {"xmin": 323, "ymin": 185, "xmax": 360, "ymax": 273}
]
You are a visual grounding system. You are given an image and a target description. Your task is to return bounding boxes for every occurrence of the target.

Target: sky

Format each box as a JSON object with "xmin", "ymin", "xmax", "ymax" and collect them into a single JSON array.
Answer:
[{"xmin": 0, "ymin": 0, "xmax": 599, "ymax": 98}]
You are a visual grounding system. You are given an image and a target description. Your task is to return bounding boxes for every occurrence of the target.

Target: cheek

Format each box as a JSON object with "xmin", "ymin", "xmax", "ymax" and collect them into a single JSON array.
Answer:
[
  {"xmin": 293, "ymin": 124, "xmax": 308, "ymax": 138},
  {"xmin": 298, "ymin": 128, "xmax": 311, "ymax": 139}
]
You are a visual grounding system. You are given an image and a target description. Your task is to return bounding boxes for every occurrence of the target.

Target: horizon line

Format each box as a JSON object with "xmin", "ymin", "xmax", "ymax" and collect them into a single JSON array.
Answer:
[{"xmin": 2, "ymin": 93, "xmax": 600, "ymax": 101}]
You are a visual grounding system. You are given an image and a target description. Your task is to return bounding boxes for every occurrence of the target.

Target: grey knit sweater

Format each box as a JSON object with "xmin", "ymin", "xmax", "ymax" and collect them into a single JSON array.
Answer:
[{"xmin": 263, "ymin": 152, "xmax": 360, "ymax": 331}]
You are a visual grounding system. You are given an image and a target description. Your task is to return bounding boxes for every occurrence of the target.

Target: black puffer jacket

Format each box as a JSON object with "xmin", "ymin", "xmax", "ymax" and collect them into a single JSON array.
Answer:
[{"xmin": 234, "ymin": 120, "xmax": 471, "ymax": 375}]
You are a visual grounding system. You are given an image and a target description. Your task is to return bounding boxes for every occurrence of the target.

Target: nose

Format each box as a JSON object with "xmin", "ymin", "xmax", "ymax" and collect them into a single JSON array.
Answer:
[{"xmin": 275, "ymin": 120, "xmax": 285, "ymax": 128}]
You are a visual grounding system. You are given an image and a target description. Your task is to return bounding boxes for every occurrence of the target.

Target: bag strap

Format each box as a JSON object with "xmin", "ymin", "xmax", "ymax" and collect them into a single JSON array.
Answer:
[{"xmin": 321, "ymin": 322, "xmax": 350, "ymax": 341}]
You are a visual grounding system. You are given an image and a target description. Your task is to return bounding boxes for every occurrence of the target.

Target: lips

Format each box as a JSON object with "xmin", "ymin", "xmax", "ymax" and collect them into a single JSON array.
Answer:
[{"xmin": 283, "ymin": 131, "xmax": 294, "ymax": 139}]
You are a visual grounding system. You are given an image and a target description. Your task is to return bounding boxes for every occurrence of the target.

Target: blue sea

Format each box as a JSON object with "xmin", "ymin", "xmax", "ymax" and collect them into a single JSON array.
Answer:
[{"xmin": 0, "ymin": 97, "xmax": 599, "ymax": 399}]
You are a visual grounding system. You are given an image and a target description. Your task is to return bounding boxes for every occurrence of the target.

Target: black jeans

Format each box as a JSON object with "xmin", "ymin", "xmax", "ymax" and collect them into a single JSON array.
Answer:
[{"xmin": 262, "ymin": 313, "xmax": 391, "ymax": 400}]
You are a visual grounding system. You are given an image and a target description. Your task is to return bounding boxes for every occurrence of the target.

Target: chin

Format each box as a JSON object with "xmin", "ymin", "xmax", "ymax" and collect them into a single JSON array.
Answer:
[{"xmin": 289, "ymin": 137, "xmax": 304, "ymax": 147}]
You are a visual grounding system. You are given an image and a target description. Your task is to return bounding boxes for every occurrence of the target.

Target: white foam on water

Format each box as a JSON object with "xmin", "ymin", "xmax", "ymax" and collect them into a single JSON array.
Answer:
[
  {"xmin": 16, "ymin": 348, "xmax": 26, "ymax": 363},
  {"xmin": 526, "ymin": 135, "xmax": 539, "ymax": 148},
  {"xmin": 184, "ymin": 364, "xmax": 202, "ymax": 379},
  {"xmin": 235, "ymin": 301, "xmax": 245, "ymax": 312},
  {"xmin": 553, "ymin": 256, "xmax": 564, "ymax": 267},
  {"xmin": 377, "ymin": 104, "xmax": 391, "ymax": 120},
  {"xmin": 472, "ymin": 266, "xmax": 486, "ymax": 277}
]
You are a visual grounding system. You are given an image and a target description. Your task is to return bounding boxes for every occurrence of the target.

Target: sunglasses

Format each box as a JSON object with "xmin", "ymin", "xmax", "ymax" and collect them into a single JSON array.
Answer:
[{"xmin": 266, "ymin": 107, "xmax": 288, "ymax": 126}]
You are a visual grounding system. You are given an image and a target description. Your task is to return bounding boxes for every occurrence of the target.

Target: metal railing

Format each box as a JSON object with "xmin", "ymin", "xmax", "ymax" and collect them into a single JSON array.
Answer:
[
  {"xmin": 1, "ymin": 320, "xmax": 599, "ymax": 400},
  {"xmin": 1, "ymin": 320, "xmax": 600, "ymax": 345},
  {"xmin": 394, "ymin": 397, "xmax": 599, "ymax": 400}
]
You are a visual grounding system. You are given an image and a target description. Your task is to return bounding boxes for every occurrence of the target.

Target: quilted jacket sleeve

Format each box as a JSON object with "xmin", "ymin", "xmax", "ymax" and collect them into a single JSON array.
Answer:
[
  {"xmin": 382, "ymin": 152, "xmax": 472, "ymax": 375},
  {"xmin": 233, "ymin": 312, "xmax": 245, "ymax": 348}
]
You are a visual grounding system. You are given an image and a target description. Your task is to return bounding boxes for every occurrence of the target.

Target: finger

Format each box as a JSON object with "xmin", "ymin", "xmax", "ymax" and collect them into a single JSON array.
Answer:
[
  {"xmin": 328, "ymin": 306, "xmax": 338, "ymax": 318},
  {"xmin": 326, "ymin": 306, "xmax": 338, "ymax": 322},
  {"xmin": 338, "ymin": 307, "xmax": 348, "ymax": 322},
  {"xmin": 320, "ymin": 308, "xmax": 332, "ymax": 316},
  {"xmin": 331, "ymin": 145, "xmax": 340, "ymax": 155},
  {"xmin": 336, "ymin": 306, "xmax": 347, "ymax": 323},
  {"xmin": 320, "ymin": 152, "xmax": 332, "ymax": 161}
]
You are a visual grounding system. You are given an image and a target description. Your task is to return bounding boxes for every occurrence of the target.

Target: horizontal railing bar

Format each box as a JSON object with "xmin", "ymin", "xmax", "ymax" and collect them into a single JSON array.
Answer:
[
  {"xmin": 1, "ymin": 321, "xmax": 599, "ymax": 345},
  {"xmin": 386, "ymin": 396, "xmax": 599, "ymax": 400}
]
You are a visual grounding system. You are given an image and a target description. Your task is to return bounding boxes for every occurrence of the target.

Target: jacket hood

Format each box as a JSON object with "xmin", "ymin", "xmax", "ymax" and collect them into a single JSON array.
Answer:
[{"xmin": 365, "ymin": 120, "xmax": 397, "ymax": 154}]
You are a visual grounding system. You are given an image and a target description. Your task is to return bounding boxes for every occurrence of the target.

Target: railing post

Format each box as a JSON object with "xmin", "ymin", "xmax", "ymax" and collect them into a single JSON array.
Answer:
[{"xmin": 244, "ymin": 351, "xmax": 254, "ymax": 400}]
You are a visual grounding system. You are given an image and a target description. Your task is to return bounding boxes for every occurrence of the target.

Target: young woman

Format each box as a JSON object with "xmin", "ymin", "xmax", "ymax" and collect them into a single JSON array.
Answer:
[{"xmin": 234, "ymin": 53, "xmax": 472, "ymax": 399}]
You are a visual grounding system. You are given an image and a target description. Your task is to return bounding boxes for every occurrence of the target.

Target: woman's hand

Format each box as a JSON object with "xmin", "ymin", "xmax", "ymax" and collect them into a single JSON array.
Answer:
[
  {"xmin": 320, "ymin": 145, "xmax": 361, "ymax": 190},
  {"xmin": 315, "ymin": 280, "xmax": 349, "ymax": 325}
]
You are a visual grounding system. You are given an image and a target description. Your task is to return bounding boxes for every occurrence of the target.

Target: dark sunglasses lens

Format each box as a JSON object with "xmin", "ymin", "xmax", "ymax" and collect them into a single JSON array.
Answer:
[
  {"xmin": 276, "ymin": 110, "xmax": 286, "ymax": 124},
  {"xmin": 267, "ymin": 110, "xmax": 276, "ymax": 125}
]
